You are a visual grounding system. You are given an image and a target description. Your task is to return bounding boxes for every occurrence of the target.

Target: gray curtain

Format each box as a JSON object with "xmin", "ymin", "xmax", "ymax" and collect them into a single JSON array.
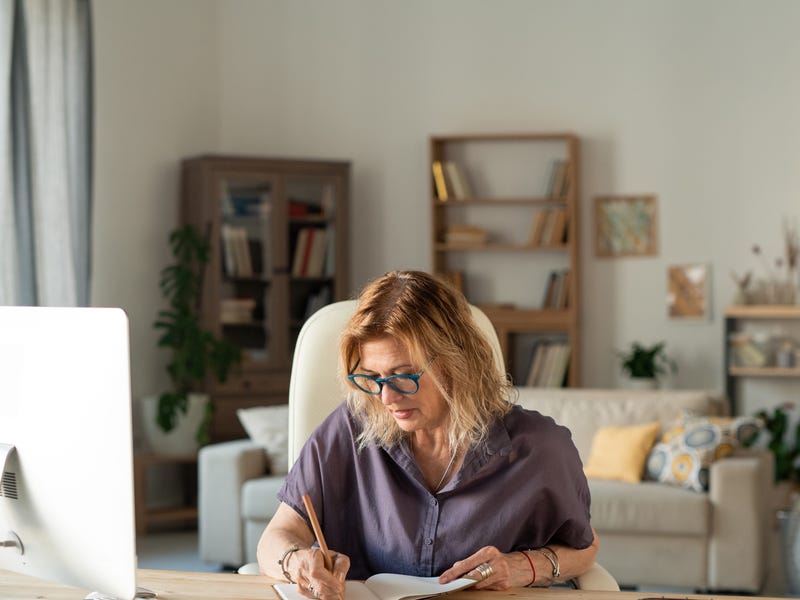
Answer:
[{"xmin": 0, "ymin": 0, "xmax": 92, "ymax": 306}]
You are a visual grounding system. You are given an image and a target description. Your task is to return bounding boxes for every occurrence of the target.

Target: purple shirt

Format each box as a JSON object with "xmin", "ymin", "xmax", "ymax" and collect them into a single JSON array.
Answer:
[{"xmin": 278, "ymin": 403, "xmax": 593, "ymax": 579}]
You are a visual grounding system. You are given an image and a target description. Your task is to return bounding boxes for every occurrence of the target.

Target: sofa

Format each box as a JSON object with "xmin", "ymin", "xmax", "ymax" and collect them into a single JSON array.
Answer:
[{"xmin": 198, "ymin": 387, "xmax": 772, "ymax": 593}]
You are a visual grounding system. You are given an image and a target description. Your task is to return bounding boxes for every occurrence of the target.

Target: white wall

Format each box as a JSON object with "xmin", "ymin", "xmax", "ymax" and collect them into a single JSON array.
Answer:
[{"xmin": 94, "ymin": 0, "xmax": 800, "ymax": 410}]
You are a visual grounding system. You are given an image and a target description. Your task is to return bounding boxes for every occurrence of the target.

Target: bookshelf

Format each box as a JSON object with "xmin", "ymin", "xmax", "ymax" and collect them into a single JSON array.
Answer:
[
  {"xmin": 181, "ymin": 155, "xmax": 350, "ymax": 441},
  {"xmin": 724, "ymin": 305, "xmax": 800, "ymax": 414},
  {"xmin": 430, "ymin": 133, "xmax": 581, "ymax": 387}
]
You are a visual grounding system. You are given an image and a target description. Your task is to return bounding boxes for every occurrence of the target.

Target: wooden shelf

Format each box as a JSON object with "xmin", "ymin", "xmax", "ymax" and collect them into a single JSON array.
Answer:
[
  {"xmin": 133, "ymin": 454, "xmax": 198, "ymax": 535},
  {"xmin": 430, "ymin": 133, "xmax": 580, "ymax": 386},
  {"xmin": 724, "ymin": 305, "xmax": 800, "ymax": 319},
  {"xmin": 728, "ymin": 367, "xmax": 800, "ymax": 377}
]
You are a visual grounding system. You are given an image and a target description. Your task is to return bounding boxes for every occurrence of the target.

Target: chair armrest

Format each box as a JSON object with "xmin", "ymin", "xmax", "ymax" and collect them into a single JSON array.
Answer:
[
  {"xmin": 707, "ymin": 449, "xmax": 772, "ymax": 592},
  {"xmin": 571, "ymin": 563, "xmax": 620, "ymax": 591},
  {"xmin": 198, "ymin": 439, "xmax": 269, "ymax": 566}
]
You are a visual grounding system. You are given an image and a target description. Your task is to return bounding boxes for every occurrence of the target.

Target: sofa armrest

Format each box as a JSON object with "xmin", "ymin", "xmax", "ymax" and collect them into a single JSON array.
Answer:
[
  {"xmin": 198, "ymin": 439, "xmax": 269, "ymax": 566},
  {"xmin": 707, "ymin": 449, "xmax": 773, "ymax": 592}
]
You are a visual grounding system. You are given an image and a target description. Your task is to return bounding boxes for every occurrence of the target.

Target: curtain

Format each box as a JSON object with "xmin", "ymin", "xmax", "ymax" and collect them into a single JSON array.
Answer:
[{"xmin": 1, "ymin": 0, "xmax": 92, "ymax": 306}]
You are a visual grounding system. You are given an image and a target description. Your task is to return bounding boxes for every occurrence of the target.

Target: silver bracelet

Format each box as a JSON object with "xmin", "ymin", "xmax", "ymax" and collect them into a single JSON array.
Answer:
[
  {"xmin": 534, "ymin": 546, "xmax": 560, "ymax": 579},
  {"xmin": 278, "ymin": 544, "xmax": 301, "ymax": 583}
]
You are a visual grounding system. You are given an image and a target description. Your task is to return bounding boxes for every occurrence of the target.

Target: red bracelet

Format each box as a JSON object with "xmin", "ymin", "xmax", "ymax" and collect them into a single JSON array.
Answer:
[{"xmin": 518, "ymin": 550, "xmax": 536, "ymax": 586}]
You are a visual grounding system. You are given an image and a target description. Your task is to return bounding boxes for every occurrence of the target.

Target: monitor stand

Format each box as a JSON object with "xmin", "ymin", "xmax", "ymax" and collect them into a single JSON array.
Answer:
[{"xmin": 85, "ymin": 587, "xmax": 157, "ymax": 600}]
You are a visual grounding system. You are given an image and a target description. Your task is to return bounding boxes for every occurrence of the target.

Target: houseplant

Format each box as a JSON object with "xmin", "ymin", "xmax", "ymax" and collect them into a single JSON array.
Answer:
[
  {"xmin": 617, "ymin": 341, "xmax": 676, "ymax": 388},
  {"xmin": 149, "ymin": 224, "xmax": 241, "ymax": 452}
]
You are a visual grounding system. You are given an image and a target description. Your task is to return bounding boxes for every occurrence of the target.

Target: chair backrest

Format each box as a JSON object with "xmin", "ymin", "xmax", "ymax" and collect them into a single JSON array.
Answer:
[{"xmin": 287, "ymin": 300, "xmax": 505, "ymax": 464}]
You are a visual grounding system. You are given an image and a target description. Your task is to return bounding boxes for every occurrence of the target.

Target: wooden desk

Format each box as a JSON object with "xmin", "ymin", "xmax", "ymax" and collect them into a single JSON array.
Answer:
[{"xmin": 0, "ymin": 569, "xmax": 785, "ymax": 600}]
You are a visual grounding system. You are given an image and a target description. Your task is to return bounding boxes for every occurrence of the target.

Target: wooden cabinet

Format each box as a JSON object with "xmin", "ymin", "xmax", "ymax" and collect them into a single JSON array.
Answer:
[
  {"xmin": 181, "ymin": 155, "xmax": 350, "ymax": 441},
  {"xmin": 430, "ymin": 133, "xmax": 580, "ymax": 386},
  {"xmin": 724, "ymin": 305, "xmax": 800, "ymax": 414}
]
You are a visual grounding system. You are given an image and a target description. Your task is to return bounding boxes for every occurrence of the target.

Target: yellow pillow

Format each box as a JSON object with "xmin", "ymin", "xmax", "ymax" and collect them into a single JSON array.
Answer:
[{"xmin": 584, "ymin": 421, "xmax": 661, "ymax": 483}]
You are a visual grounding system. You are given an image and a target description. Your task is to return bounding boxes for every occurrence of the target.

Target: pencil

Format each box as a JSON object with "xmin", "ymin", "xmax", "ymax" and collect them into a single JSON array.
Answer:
[{"xmin": 302, "ymin": 493, "xmax": 333, "ymax": 572}]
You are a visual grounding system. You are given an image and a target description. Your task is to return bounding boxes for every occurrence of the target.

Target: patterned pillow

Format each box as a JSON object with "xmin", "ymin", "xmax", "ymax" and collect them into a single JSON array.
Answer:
[{"xmin": 644, "ymin": 415, "xmax": 762, "ymax": 492}]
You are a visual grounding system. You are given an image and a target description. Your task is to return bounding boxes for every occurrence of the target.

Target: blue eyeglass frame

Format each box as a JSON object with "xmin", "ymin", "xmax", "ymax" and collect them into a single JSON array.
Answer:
[{"xmin": 347, "ymin": 369, "xmax": 426, "ymax": 395}]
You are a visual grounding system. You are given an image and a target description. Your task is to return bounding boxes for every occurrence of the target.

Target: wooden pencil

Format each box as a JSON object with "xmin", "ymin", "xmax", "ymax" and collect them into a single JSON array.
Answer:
[{"xmin": 302, "ymin": 493, "xmax": 333, "ymax": 571}]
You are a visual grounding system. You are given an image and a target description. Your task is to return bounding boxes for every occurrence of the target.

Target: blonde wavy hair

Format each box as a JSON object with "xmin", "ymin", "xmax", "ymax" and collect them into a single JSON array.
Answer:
[{"xmin": 339, "ymin": 270, "xmax": 513, "ymax": 451}]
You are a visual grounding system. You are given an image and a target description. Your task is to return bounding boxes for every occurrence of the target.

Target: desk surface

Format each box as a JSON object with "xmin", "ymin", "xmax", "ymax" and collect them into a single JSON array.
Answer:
[{"xmin": 0, "ymin": 569, "xmax": 785, "ymax": 600}]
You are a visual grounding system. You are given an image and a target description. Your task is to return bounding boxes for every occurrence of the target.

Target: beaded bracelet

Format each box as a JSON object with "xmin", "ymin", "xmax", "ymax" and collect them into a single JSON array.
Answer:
[{"xmin": 278, "ymin": 544, "xmax": 301, "ymax": 583}]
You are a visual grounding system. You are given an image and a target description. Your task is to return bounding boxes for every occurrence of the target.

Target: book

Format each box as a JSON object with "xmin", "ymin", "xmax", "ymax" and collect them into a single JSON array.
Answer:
[
  {"xmin": 443, "ymin": 161, "xmax": 473, "ymax": 200},
  {"xmin": 305, "ymin": 228, "xmax": 328, "ymax": 277},
  {"xmin": 528, "ymin": 209, "xmax": 550, "ymax": 246},
  {"xmin": 546, "ymin": 208, "xmax": 567, "ymax": 246},
  {"xmin": 274, "ymin": 574, "xmax": 476, "ymax": 600},
  {"xmin": 549, "ymin": 160, "xmax": 568, "ymax": 198},
  {"xmin": 444, "ymin": 225, "xmax": 488, "ymax": 245},
  {"xmin": 292, "ymin": 228, "xmax": 311, "ymax": 276},
  {"xmin": 431, "ymin": 161, "xmax": 449, "ymax": 200}
]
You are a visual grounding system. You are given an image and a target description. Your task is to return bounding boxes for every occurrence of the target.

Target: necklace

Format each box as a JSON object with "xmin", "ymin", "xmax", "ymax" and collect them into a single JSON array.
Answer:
[
  {"xmin": 434, "ymin": 445, "xmax": 459, "ymax": 492},
  {"xmin": 411, "ymin": 437, "xmax": 459, "ymax": 492}
]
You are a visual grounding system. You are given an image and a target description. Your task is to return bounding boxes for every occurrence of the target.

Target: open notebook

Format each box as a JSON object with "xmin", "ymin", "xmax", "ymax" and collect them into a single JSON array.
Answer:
[{"xmin": 274, "ymin": 574, "xmax": 476, "ymax": 600}]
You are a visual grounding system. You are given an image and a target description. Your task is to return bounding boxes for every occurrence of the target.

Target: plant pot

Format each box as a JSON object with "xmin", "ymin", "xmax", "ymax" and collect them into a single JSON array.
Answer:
[
  {"xmin": 624, "ymin": 377, "xmax": 658, "ymax": 390},
  {"xmin": 139, "ymin": 393, "xmax": 208, "ymax": 456}
]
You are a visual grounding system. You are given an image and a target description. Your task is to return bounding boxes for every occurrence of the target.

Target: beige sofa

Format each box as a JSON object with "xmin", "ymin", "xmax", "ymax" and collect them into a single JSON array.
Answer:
[{"xmin": 198, "ymin": 388, "xmax": 771, "ymax": 592}]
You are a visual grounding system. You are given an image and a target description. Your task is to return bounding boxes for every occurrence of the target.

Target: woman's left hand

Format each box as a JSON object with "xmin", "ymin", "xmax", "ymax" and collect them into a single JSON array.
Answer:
[{"xmin": 438, "ymin": 546, "xmax": 531, "ymax": 590}]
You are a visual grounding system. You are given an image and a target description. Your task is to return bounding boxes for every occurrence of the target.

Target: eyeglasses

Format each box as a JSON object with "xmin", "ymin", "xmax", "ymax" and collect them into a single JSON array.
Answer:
[{"xmin": 347, "ymin": 369, "xmax": 426, "ymax": 395}]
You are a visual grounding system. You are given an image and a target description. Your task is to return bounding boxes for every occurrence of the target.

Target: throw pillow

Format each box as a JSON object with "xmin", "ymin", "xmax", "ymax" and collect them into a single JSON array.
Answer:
[
  {"xmin": 237, "ymin": 404, "xmax": 290, "ymax": 475},
  {"xmin": 583, "ymin": 421, "xmax": 662, "ymax": 483},
  {"xmin": 645, "ymin": 415, "xmax": 762, "ymax": 492}
]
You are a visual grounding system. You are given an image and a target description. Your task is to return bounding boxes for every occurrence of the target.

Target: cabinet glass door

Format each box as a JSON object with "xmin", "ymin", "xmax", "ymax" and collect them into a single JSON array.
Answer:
[
  {"xmin": 217, "ymin": 177, "xmax": 282, "ymax": 366},
  {"xmin": 286, "ymin": 175, "xmax": 340, "ymax": 351}
]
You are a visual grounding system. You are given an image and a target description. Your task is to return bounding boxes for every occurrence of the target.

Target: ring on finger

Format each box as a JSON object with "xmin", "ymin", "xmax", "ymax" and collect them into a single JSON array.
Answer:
[
  {"xmin": 476, "ymin": 562, "xmax": 493, "ymax": 581},
  {"xmin": 308, "ymin": 585, "xmax": 317, "ymax": 597}
]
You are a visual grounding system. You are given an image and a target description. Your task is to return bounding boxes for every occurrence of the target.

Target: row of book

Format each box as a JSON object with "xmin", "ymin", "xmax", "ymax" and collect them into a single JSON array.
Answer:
[
  {"xmin": 542, "ymin": 269, "xmax": 571, "ymax": 310},
  {"xmin": 291, "ymin": 227, "xmax": 333, "ymax": 277},
  {"xmin": 529, "ymin": 208, "xmax": 568, "ymax": 246},
  {"xmin": 432, "ymin": 160, "xmax": 473, "ymax": 201},
  {"xmin": 221, "ymin": 224, "xmax": 265, "ymax": 278},
  {"xmin": 544, "ymin": 159, "xmax": 572, "ymax": 198},
  {"xmin": 525, "ymin": 340, "xmax": 571, "ymax": 387}
]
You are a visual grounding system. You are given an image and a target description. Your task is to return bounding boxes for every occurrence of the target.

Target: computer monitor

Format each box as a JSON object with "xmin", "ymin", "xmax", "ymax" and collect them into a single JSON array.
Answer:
[{"xmin": 0, "ymin": 306, "xmax": 137, "ymax": 600}]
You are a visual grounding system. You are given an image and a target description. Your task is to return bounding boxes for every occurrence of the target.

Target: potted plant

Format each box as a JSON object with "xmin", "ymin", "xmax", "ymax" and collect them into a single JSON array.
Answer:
[
  {"xmin": 145, "ymin": 224, "xmax": 241, "ymax": 454},
  {"xmin": 617, "ymin": 341, "xmax": 676, "ymax": 389}
]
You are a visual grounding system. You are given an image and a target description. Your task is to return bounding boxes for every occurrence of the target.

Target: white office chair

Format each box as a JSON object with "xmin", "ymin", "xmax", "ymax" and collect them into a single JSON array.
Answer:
[{"xmin": 244, "ymin": 300, "xmax": 618, "ymax": 591}]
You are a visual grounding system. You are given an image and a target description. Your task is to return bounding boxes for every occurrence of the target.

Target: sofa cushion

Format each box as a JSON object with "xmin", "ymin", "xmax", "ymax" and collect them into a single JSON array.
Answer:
[
  {"xmin": 589, "ymin": 479, "xmax": 710, "ymax": 535},
  {"xmin": 242, "ymin": 475, "xmax": 285, "ymax": 521},
  {"xmin": 645, "ymin": 415, "xmax": 762, "ymax": 492},
  {"xmin": 237, "ymin": 405, "xmax": 290, "ymax": 475},
  {"xmin": 584, "ymin": 421, "xmax": 661, "ymax": 483},
  {"xmin": 515, "ymin": 388, "xmax": 727, "ymax": 461}
]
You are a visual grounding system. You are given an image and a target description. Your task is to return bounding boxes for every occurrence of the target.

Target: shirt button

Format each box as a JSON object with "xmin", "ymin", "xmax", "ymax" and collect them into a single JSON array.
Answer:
[
  {"xmin": 425, "ymin": 538, "xmax": 433, "ymax": 546},
  {"xmin": 431, "ymin": 498, "xmax": 438, "ymax": 506}
]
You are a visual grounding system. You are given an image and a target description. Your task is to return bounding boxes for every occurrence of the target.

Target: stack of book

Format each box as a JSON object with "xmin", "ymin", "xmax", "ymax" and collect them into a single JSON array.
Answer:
[
  {"xmin": 525, "ymin": 340, "xmax": 571, "ymax": 387},
  {"xmin": 220, "ymin": 298, "xmax": 257, "ymax": 324},
  {"xmin": 444, "ymin": 224, "xmax": 488, "ymax": 245}
]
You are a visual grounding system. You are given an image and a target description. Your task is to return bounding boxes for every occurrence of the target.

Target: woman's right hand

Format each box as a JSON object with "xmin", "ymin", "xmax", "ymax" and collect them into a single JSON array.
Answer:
[{"xmin": 291, "ymin": 547, "xmax": 350, "ymax": 600}]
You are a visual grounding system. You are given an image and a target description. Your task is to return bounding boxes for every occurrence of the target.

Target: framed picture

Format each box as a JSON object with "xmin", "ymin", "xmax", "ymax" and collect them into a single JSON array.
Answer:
[
  {"xmin": 594, "ymin": 195, "xmax": 658, "ymax": 257},
  {"xmin": 667, "ymin": 263, "xmax": 710, "ymax": 320}
]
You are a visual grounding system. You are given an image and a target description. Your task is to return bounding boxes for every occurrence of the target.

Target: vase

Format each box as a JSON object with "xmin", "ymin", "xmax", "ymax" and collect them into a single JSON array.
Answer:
[{"xmin": 139, "ymin": 393, "xmax": 208, "ymax": 456}]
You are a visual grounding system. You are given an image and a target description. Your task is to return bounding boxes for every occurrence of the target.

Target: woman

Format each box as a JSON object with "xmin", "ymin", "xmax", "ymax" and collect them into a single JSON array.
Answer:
[{"xmin": 257, "ymin": 271, "xmax": 597, "ymax": 599}]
